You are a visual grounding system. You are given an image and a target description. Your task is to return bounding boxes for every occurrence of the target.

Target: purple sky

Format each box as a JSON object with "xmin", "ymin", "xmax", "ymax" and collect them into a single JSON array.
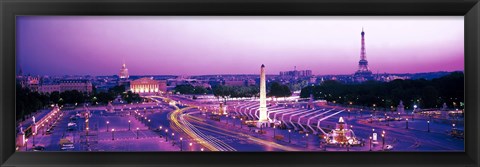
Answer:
[{"xmin": 16, "ymin": 16, "xmax": 464, "ymax": 76}]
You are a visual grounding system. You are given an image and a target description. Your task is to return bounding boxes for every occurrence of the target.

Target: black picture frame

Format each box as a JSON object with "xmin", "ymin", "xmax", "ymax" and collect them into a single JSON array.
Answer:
[{"xmin": 1, "ymin": 0, "xmax": 479, "ymax": 167}]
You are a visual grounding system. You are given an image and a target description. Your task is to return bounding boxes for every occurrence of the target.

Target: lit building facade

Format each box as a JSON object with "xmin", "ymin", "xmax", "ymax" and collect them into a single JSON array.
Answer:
[
  {"xmin": 59, "ymin": 80, "xmax": 93, "ymax": 93},
  {"xmin": 38, "ymin": 84, "xmax": 61, "ymax": 94},
  {"xmin": 130, "ymin": 77, "xmax": 167, "ymax": 94}
]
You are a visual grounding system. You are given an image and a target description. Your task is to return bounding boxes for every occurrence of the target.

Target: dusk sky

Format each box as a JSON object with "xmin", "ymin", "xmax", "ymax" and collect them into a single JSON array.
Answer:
[{"xmin": 16, "ymin": 16, "xmax": 464, "ymax": 76}]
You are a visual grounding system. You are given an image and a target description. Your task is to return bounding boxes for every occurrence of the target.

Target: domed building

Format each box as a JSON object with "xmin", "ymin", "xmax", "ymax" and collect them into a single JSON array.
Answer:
[{"xmin": 119, "ymin": 63, "xmax": 129, "ymax": 79}]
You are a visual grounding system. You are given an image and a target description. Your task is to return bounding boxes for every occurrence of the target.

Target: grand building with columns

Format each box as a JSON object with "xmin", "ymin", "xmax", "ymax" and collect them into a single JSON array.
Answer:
[{"xmin": 130, "ymin": 77, "xmax": 167, "ymax": 94}]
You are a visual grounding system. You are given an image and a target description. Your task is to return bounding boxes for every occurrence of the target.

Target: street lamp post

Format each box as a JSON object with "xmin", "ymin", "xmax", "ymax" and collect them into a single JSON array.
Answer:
[
  {"xmin": 427, "ymin": 121, "xmax": 430, "ymax": 132},
  {"xmin": 189, "ymin": 142, "xmax": 193, "ymax": 151},
  {"xmin": 32, "ymin": 133, "xmax": 36, "ymax": 146},
  {"xmin": 233, "ymin": 116, "xmax": 236, "ymax": 127},
  {"xmin": 171, "ymin": 133, "xmax": 175, "ymax": 145},
  {"xmin": 369, "ymin": 136, "xmax": 372, "ymax": 151},
  {"xmin": 106, "ymin": 121, "xmax": 109, "ymax": 132},
  {"xmin": 128, "ymin": 120, "xmax": 131, "ymax": 131},
  {"xmin": 136, "ymin": 127, "xmax": 139, "ymax": 139},
  {"xmin": 288, "ymin": 129, "xmax": 291, "ymax": 143},
  {"xmin": 406, "ymin": 118, "xmax": 409, "ymax": 129},
  {"xmin": 159, "ymin": 126, "xmax": 163, "ymax": 137},
  {"xmin": 86, "ymin": 127, "xmax": 89, "ymax": 136},
  {"xmin": 148, "ymin": 119, "xmax": 151, "ymax": 130},
  {"xmin": 240, "ymin": 118, "xmax": 243, "ymax": 129},
  {"xmin": 165, "ymin": 129, "xmax": 169, "ymax": 142},
  {"xmin": 305, "ymin": 133, "xmax": 309, "ymax": 148},
  {"xmin": 25, "ymin": 139, "xmax": 28, "ymax": 151},
  {"xmin": 382, "ymin": 131, "xmax": 385, "ymax": 151},
  {"xmin": 413, "ymin": 105, "xmax": 417, "ymax": 121},
  {"xmin": 112, "ymin": 129, "xmax": 115, "ymax": 140},
  {"xmin": 180, "ymin": 137, "xmax": 183, "ymax": 151}
]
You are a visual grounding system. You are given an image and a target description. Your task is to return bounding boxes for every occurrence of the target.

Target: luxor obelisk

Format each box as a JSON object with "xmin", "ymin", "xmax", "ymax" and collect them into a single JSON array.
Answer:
[{"xmin": 258, "ymin": 64, "xmax": 269, "ymax": 127}]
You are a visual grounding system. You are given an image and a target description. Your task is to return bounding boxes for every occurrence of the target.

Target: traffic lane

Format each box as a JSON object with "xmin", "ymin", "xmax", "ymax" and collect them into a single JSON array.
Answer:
[{"xmin": 185, "ymin": 116, "xmax": 284, "ymax": 151}]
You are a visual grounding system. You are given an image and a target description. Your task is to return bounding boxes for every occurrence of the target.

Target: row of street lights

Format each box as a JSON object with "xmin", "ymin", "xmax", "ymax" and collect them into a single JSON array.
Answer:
[{"xmin": 179, "ymin": 137, "xmax": 197, "ymax": 151}]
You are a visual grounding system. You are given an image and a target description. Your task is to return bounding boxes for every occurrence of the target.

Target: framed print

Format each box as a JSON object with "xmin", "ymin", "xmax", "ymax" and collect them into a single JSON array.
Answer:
[{"xmin": 1, "ymin": 0, "xmax": 479, "ymax": 167}]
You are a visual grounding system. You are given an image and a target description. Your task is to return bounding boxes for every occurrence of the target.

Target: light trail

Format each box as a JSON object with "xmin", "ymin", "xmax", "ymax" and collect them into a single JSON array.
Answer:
[
  {"xmin": 149, "ymin": 96, "xmax": 232, "ymax": 151},
  {"xmin": 185, "ymin": 114, "xmax": 301, "ymax": 151}
]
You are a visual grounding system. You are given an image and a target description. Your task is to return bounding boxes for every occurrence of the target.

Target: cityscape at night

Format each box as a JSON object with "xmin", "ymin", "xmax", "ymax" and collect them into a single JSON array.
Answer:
[{"xmin": 15, "ymin": 16, "xmax": 464, "ymax": 152}]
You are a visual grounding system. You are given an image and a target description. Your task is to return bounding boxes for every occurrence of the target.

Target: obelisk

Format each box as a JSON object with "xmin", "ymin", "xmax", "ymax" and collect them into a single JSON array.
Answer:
[{"xmin": 258, "ymin": 64, "xmax": 268, "ymax": 127}]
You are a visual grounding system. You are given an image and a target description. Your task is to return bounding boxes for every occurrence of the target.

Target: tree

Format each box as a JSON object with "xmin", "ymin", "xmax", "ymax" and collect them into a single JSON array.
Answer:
[
  {"xmin": 174, "ymin": 84, "xmax": 195, "ymax": 94},
  {"xmin": 299, "ymin": 72, "xmax": 464, "ymax": 109},
  {"xmin": 268, "ymin": 82, "xmax": 292, "ymax": 100},
  {"xmin": 122, "ymin": 91, "xmax": 142, "ymax": 103}
]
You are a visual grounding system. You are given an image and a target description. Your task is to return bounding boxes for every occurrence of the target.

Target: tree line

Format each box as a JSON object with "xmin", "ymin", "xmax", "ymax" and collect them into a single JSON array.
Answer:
[
  {"xmin": 174, "ymin": 81, "xmax": 292, "ymax": 102},
  {"xmin": 300, "ymin": 72, "xmax": 464, "ymax": 110},
  {"xmin": 16, "ymin": 84, "xmax": 142, "ymax": 121}
]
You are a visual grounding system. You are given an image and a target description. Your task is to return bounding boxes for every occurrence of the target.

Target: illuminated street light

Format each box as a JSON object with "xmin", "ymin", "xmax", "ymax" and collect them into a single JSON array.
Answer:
[
  {"xmin": 288, "ymin": 129, "xmax": 291, "ymax": 143},
  {"xmin": 112, "ymin": 129, "xmax": 115, "ymax": 140},
  {"xmin": 136, "ymin": 127, "xmax": 139, "ymax": 139},
  {"xmin": 382, "ymin": 133, "xmax": 385, "ymax": 151},
  {"xmin": 240, "ymin": 118, "xmax": 243, "ymax": 129},
  {"xmin": 406, "ymin": 118, "xmax": 409, "ymax": 129},
  {"xmin": 165, "ymin": 129, "xmax": 169, "ymax": 142},
  {"xmin": 25, "ymin": 139, "xmax": 28, "ymax": 151},
  {"xmin": 106, "ymin": 121, "xmax": 110, "ymax": 132},
  {"xmin": 305, "ymin": 133, "xmax": 309, "ymax": 148},
  {"xmin": 180, "ymin": 137, "xmax": 183, "ymax": 151},
  {"xmin": 148, "ymin": 119, "xmax": 151, "ymax": 129},
  {"xmin": 382, "ymin": 131, "xmax": 385, "ymax": 150},
  {"xmin": 128, "ymin": 120, "xmax": 131, "ymax": 131},
  {"xmin": 413, "ymin": 105, "xmax": 417, "ymax": 120},
  {"xmin": 32, "ymin": 133, "xmax": 36, "ymax": 146},
  {"xmin": 427, "ymin": 121, "xmax": 430, "ymax": 132},
  {"xmin": 369, "ymin": 136, "xmax": 372, "ymax": 151},
  {"xmin": 232, "ymin": 116, "xmax": 236, "ymax": 127},
  {"xmin": 189, "ymin": 142, "xmax": 193, "ymax": 151}
]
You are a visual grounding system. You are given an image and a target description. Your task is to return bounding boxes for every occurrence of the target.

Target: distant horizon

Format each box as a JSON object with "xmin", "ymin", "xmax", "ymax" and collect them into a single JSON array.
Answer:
[
  {"xmin": 18, "ymin": 69, "xmax": 463, "ymax": 78},
  {"xmin": 17, "ymin": 16, "xmax": 464, "ymax": 76}
]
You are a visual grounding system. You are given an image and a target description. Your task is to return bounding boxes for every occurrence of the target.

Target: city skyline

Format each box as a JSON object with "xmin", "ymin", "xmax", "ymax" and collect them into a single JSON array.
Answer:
[{"xmin": 17, "ymin": 16, "xmax": 464, "ymax": 76}]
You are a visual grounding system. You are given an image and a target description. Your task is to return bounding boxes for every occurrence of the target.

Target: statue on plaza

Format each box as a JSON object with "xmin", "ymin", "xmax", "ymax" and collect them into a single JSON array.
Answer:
[
  {"xmin": 397, "ymin": 100, "xmax": 405, "ymax": 114},
  {"xmin": 442, "ymin": 103, "xmax": 448, "ymax": 111},
  {"xmin": 106, "ymin": 101, "xmax": 115, "ymax": 113}
]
